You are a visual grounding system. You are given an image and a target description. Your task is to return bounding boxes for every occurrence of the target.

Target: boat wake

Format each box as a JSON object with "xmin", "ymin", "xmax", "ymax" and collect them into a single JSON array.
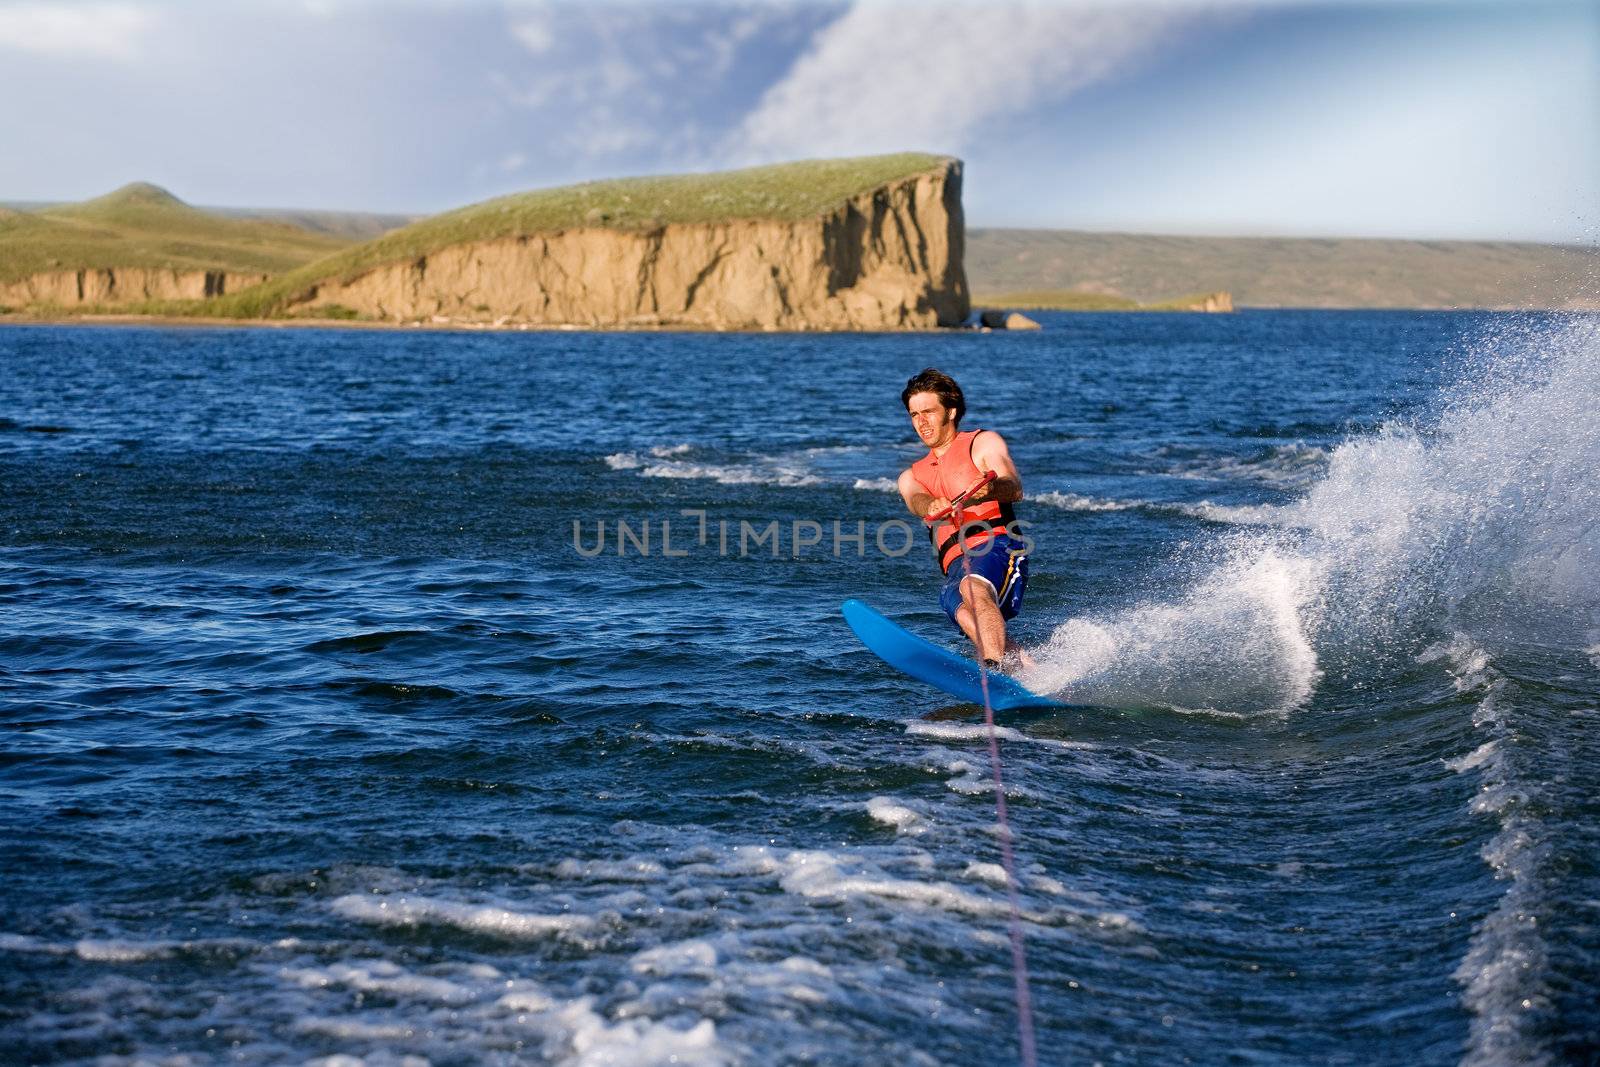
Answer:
[
  {"xmin": 1026, "ymin": 313, "xmax": 1599, "ymax": 1065},
  {"xmin": 1029, "ymin": 313, "xmax": 1600, "ymax": 714}
]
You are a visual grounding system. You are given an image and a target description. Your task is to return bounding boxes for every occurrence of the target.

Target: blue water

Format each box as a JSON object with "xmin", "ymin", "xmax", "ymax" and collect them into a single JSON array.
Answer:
[{"xmin": 2, "ymin": 312, "xmax": 1597, "ymax": 1065}]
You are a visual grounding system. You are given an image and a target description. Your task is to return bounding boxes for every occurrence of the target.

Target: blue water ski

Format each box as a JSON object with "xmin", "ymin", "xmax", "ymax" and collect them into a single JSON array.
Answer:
[{"xmin": 841, "ymin": 599, "xmax": 1070, "ymax": 711}]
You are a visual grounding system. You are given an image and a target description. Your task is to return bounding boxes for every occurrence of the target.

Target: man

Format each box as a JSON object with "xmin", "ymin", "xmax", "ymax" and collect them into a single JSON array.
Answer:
[{"xmin": 896, "ymin": 368, "xmax": 1031, "ymax": 671}]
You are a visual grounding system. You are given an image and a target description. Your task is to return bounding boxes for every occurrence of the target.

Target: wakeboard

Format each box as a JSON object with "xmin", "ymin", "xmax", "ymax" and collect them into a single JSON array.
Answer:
[{"xmin": 841, "ymin": 599, "xmax": 1071, "ymax": 711}]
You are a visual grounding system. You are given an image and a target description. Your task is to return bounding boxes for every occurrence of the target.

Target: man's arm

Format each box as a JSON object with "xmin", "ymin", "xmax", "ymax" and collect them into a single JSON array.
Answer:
[
  {"xmin": 967, "ymin": 430, "xmax": 1023, "ymax": 504},
  {"xmin": 897, "ymin": 467, "xmax": 947, "ymax": 519}
]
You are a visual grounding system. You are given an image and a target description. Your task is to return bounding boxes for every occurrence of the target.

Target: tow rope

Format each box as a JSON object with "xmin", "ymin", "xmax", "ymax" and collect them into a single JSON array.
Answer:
[{"xmin": 931, "ymin": 473, "xmax": 1038, "ymax": 1067}]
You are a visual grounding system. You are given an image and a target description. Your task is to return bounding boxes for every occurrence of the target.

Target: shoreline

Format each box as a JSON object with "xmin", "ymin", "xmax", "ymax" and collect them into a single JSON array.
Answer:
[
  {"xmin": 0, "ymin": 313, "xmax": 833, "ymax": 333},
  {"xmin": 0, "ymin": 306, "xmax": 1591, "ymax": 335}
]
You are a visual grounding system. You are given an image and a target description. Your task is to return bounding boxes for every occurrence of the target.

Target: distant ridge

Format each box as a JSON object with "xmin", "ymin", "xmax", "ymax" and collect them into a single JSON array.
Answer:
[
  {"xmin": 0, "ymin": 182, "xmax": 349, "ymax": 285},
  {"xmin": 65, "ymin": 181, "xmax": 188, "ymax": 212},
  {"xmin": 208, "ymin": 206, "xmax": 419, "ymax": 241},
  {"xmin": 968, "ymin": 228, "xmax": 1599, "ymax": 310},
  {"xmin": 1, "ymin": 194, "xmax": 417, "ymax": 242}
]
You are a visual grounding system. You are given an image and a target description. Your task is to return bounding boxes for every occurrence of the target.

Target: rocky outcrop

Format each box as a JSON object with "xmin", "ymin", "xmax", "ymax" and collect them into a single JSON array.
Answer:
[
  {"xmin": 1171, "ymin": 291, "xmax": 1233, "ymax": 312},
  {"xmin": 0, "ymin": 268, "xmax": 267, "ymax": 307},
  {"xmin": 977, "ymin": 309, "xmax": 1042, "ymax": 329},
  {"xmin": 284, "ymin": 161, "xmax": 968, "ymax": 330}
]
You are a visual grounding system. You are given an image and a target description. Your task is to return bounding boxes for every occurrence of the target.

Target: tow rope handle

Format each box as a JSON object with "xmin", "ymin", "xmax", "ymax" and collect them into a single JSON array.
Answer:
[{"xmin": 925, "ymin": 470, "xmax": 998, "ymax": 525}]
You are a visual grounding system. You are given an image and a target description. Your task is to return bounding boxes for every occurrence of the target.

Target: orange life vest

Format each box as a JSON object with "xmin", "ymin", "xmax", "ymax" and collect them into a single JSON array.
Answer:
[{"xmin": 910, "ymin": 428, "xmax": 1017, "ymax": 574}]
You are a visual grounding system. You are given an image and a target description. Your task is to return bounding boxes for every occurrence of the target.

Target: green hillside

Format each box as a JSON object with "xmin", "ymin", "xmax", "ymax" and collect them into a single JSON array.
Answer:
[
  {"xmin": 968, "ymin": 228, "xmax": 1599, "ymax": 309},
  {"xmin": 0, "ymin": 183, "xmax": 350, "ymax": 284},
  {"xmin": 209, "ymin": 206, "xmax": 419, "ymax": 241},
  {"xmin": 213, "ymin": 153, "xmax": 951, "ymax": 317}
]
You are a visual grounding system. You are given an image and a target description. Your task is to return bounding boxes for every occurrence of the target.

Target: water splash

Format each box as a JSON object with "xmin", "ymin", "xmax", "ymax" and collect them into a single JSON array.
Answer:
[
  {"xmin": 1030, "ymin": 314, "xmax": 1600, "ymax": 713},
  {"xmin": 1028, "ymin": 544, "xmax": 1322, "ymax": 713}
]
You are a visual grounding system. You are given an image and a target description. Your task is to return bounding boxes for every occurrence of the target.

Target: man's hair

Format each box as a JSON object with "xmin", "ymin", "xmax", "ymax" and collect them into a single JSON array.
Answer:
[{"xmin": 901, "ymin": 368, "xmax": 965, "ymax": 425}]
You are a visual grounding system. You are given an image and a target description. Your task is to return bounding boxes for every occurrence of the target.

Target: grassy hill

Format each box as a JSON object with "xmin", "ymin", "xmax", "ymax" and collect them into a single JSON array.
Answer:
[
  {"xmin": 0, "ymin": 183, "xmax": 350, "ymax": 284},
  {"xmin": 207, "ymin": 206, "xmax": 419, "ymax": 241},
  {"xmin": 968, "ymin": 228, "xmax": 1600, "ymax": 309},
  {"xmin": 212, "ymin": 153, "xmax": 952, "ymax": 317}
]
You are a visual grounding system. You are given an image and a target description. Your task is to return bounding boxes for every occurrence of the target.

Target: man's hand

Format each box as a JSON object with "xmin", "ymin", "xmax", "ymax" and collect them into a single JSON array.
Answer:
[
  {"xmin": 923, "ymin": 497, "xmax": 953, "ymax": 520},
  {"xmin": 964, "ymin": 476, "xmax": 1022, "ymax": 506}
]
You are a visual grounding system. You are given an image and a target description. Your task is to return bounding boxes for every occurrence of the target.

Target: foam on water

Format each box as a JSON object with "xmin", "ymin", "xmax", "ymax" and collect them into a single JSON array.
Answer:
[
  {"xmin": 1032, "ymin": 490, "xmax": 1139, "ymax": 513},
  {"xmin": 14, "ymin": 831, "xmax": 1102, "ymax": 1064},
  {"xmin": 0, "ymin": 932, "xmax": 258, "ymax": 964},
  {"xmin": 1033, "ymin": 489, "xmax": 1290, "ymax": 526},
  {"xmin": 630, "ymin": 939, "xmax": 719, "ymax": 977},
  {"xmin": 906, "ymin": 720, "xmax": 1029, "ymax": 744},
  {"xmin": 329, "ymin": 893, "xmax": 594, "ymax": 941},
  {"xmin": 1158, "ymin": 442, "xmax": 1330, "ymax": 488},
  {"xmin": 772, "ymin": 848, "xmax": 1000, "ymax": 915},
  {"xmin": 553, "ymin": 858, "xmax": 668, "ymax": 883},
  {"xmin": 72, "ymin": 938, "xmax": 181, "ymax": 963},
  {"xmin": 904, "ymin": 718, "xmax": 1093, "ymax": 751},
  {"xmin": 1428, "ymin": 637, "xmax": 1557, "ymax": 1067},
  {"xmin": 866, "ymin": 796, "xmax": 928, "ymax": 835},
  {"xmin": 939, "ymin": 756, "xmax": 1036, "ymax": 799},
  {"xmin": 604, "ymin": 449, "xmax": 822, "ymax": 487},
  {"xmin": 965, "ymin": 862, "xmax": 1010, "ymax": 888},
  {"xmin": 1031, "ymin": 315, "xmax": 1600, "ymax": 714},
  {"xmin": 282, "ymin": 960, "xmax": 479, "ymax": 1005},
  {"xmin": 1179, "ymin": 500, "xmax": 1296, "ymax": 526},
  {"xmin": 280, "ymin": 955, "xmax": 734, "ymax": 1067}
]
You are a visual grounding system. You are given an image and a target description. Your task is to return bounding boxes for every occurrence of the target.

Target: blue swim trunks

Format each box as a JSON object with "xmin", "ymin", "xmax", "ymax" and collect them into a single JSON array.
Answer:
[{"xmin": 938, "ymin": 533, "xmax": 1029, "ymax": 627}]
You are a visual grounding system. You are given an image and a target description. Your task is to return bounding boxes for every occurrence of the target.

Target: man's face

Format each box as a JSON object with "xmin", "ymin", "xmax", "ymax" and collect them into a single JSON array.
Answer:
[{"xmin": 906, "ymin": 391, "xmax": 957, "ymax": 449}]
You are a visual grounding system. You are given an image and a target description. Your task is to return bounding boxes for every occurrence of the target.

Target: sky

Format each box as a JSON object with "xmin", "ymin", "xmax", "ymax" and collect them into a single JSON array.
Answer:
[{"xmin": 0, "ymin": 0, "xmax": 1595, "ymax": 242}]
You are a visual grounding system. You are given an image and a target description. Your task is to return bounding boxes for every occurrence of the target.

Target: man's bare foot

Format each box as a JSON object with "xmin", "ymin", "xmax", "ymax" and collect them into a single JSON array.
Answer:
[
  {"xmin": 1001, "ymin": 646, "xmax": 1038, "ymax": 673},
  {"xmin": 980, "ymin": 645, "xmax": 1036, "ymax": 675}
]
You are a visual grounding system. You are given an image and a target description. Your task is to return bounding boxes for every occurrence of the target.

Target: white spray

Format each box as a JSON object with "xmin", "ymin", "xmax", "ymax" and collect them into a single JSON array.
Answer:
[{"xmin": 1028, "ymin": 314, "xmax": 1600, "ymax": 713}]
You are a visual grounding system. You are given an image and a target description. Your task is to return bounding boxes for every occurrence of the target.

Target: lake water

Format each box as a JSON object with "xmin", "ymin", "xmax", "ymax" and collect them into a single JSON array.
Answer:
[{"xmin": 2, "ymin": 311, "xmax": 1597, "ymax": 1065}]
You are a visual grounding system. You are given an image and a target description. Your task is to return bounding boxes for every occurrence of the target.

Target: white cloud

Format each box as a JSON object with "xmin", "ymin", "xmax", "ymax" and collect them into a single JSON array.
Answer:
[
  {"xmin": 489, "ymin": 3, "xmax": 823, "ymax": 169},
  {"xmin": 732, "ymin": 0, "xmax": 1208, "ymax": 161},
  {"xmin": 0, "ymin": 2, "xmax": 155, "ymax": 60},
  {"xmin": 510, "ymin": 19, "xmax": 553, "ymax": 53}
]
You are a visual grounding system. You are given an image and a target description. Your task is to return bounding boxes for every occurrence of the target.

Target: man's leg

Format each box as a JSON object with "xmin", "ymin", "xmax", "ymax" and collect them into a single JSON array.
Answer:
[{"xmin": 952, "ymin": 575, "xmax": 1008, "ymax": 665}]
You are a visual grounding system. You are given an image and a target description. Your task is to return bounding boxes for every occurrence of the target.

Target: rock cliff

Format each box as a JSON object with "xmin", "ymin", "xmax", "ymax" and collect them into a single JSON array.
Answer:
[
  {"xmin": 282, "ymin": 160, "xmax": 968, "ymax": 330},
  {"xmin": 0, "ymin": 267, "xmax": 267, "ymax": 307}
]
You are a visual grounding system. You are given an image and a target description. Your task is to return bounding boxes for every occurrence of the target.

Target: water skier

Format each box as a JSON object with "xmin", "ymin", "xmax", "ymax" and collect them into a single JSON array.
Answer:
[{"xmin": 896, "ymin": 368, "xmax": 1033, "ymax": 671}]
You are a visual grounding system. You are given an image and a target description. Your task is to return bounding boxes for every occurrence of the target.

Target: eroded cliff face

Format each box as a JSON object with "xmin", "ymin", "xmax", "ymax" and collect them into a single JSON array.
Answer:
[
  {"xmin": 0, "ymin": 268, "xmax": 267, "ymax": 307},
  {"xmin": 287, "ymin": 161, "xmax": 968, "ymax": 330}
]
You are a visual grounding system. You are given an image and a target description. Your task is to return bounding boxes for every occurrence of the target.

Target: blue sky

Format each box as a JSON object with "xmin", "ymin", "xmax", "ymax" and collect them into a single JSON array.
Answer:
[{"xmin": 0, "ymin": 0, "xmax": 1594, "ymax": 241}]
